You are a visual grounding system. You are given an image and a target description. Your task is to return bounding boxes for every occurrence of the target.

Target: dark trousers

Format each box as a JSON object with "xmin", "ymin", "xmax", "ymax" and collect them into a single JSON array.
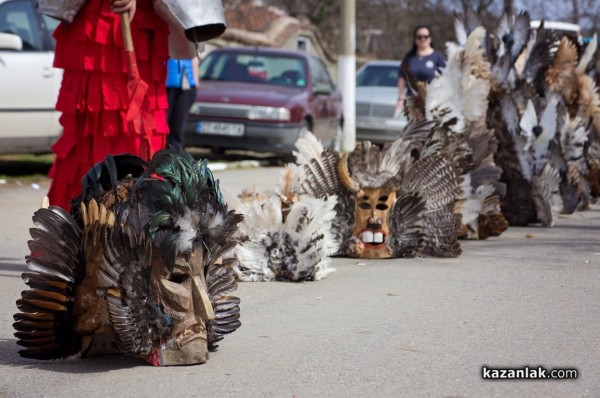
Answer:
[{"xmin": 166, "ymin": 86, "xmax": 197, "ymax": 150}]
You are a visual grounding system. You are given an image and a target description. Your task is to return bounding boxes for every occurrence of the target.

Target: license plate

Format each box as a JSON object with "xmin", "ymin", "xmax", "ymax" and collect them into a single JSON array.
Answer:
[{"xmin": 195, "ymin": 121, "xmax": 245, "ymax": 137}]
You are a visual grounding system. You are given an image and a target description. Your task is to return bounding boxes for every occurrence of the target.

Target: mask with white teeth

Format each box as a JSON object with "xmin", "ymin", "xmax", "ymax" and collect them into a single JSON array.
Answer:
[
  {"xmin": 338, "ymin": 152, "xmax": 400, "ymax": 259},
  {"xmin": 351, "ymin": 188, "xmax": 396, "ymax": 258}
]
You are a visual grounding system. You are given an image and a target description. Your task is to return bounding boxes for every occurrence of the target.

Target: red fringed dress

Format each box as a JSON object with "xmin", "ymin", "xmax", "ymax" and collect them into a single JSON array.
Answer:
[{"xmin": 47, "ymin": 0, "xmax": 170, "ymax": 210}]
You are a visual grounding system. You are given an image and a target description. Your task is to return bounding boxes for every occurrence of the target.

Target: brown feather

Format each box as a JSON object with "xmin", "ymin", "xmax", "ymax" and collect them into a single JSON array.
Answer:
[
  {"xmin": 14, "ymin": 312, "xmax": 55, "ymax": 321},
  {"xmin": 546, "ymin": 38, "xmax": 578, "ymax": 103},
  {"xmin": 13, "ymin": 319, "xmax": 54, "ymax": 330},
  {"xmin": 588, "ymin": 158, "xmax": 600, "ymax": 198},
  {"xmin": 477, "ymin": 212, "xmax": 509, "ymax": 239},
  {"xmin": 18, "ymin": 298, "xmax": 67, "ymax": 312},
  {"xmin": 72, "ymin": 200, "xmax": 113, "ymax": 335},
  {"xmin": 576, "ymin": 73, "xmax": 600, "ymax": 134},
  {"xmin": 14, "ymin": 329, "xmax": 55, "ymax": 339},
  {"xmin": 21, "ymin": 289, "xmax": 68, "ymax": 303},
  {"xmin": 16, "ymin": 336, "xmax": 57, "ymax": 347}
]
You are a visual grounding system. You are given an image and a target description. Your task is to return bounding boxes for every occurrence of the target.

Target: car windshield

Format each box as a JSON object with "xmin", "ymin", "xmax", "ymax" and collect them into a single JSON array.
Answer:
[
  {"xmin": 356, "ymin": 65, "xmax": 399, "ymax": 87},
  {"xmin": 200, "ymin": 51, "xmax": 307, "ymax": 88}
]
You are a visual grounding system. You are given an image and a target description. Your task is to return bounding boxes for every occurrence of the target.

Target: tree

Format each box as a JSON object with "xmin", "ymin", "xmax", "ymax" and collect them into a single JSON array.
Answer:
[{"xmin": 222, "ymin": 0, "xmax": 600, "ymax": 61}]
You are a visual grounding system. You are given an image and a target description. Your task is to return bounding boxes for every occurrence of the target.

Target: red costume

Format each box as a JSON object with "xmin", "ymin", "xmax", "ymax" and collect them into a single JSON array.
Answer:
[{"xmin": 47, "ymin": 0, "xmax": 170, "ymax": 210}]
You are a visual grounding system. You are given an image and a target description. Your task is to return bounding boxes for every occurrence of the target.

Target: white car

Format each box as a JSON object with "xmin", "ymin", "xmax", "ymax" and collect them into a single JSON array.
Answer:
[
  {"xmin": 355, "ymin": 60, "xmax": 407, "ymax": 144},
  {"xmin": 0, "ymin": 0, "xmax": 62, "ymax": 154}
]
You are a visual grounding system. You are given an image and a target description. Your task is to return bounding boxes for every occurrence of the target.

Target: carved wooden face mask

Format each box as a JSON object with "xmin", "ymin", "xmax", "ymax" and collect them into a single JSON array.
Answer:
[
  {"xmin": 351, "ymin": 188, "xmax": 397, "ymax": 258},
  {"xmin": 152, "ymin": 247, "xmax": 215, "ymax": 366},
  {"xmin": 338, "ymin": 153, "xmax": 398, "ymax": 258}
]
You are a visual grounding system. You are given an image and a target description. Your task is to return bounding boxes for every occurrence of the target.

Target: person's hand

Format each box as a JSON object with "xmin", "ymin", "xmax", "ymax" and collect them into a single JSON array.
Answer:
[
  {"xmin": 394, "ymin": 97, "xmax": 405, "ymax": 118},
  {"xmin": 111, "ymin": 0, "xmax": 136, "ymax": 19}
]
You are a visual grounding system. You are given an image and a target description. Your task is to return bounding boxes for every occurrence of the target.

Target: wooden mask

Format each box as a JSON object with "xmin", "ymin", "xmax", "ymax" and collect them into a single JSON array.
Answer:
[
  {"xmin": 152, "ymin": 247, "xmax": 215, "ymax": 366},
  {"xmin": 350, "ymin": 188, "xmax": 396, "ymax": 258},
  {"xmin": 339, "ymin": 154, "xmax": 397, "ymax": 258}
]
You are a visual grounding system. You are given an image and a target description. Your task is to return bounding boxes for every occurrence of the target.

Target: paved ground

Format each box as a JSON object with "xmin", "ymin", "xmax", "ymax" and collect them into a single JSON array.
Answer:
[{"xmin": 0, "ymin": 166, "xmax": 599, "ymax": 398}]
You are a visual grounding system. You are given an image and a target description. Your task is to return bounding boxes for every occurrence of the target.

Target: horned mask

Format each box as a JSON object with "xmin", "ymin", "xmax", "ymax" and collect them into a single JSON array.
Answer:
[{"xmin": 338, "ymin": 151, "xmax": 401, "ymax": 259}]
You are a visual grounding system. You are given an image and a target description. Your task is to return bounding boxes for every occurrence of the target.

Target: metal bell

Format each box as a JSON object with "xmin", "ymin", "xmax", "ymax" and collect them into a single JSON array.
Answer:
[{"xmin": 153, "ymin": 0, "xmax": 227, "ymax": 58}]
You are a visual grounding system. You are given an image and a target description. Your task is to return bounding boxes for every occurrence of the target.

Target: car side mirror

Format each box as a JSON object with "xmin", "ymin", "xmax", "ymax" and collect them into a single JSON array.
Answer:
[
  {"xmin": 313, "ymin": 82, "xmax": 332, "ymax": 96},
  {"xmin": 0, "ymin": 32, "xmax": 23, "ymax": 51}
]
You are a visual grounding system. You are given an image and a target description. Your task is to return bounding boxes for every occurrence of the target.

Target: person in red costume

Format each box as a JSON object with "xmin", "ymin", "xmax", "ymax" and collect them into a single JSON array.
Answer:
[{"xmin": 47, "ymin": 0, "xmax": 170, "ymax": 210}]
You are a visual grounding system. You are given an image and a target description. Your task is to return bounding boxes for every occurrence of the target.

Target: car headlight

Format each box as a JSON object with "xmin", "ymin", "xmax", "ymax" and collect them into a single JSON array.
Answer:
[
  {"xmin": 247, "ymin": 106, "xmax": 290, "ymax": 121},
  {"xmin": 190, "ymin": 102, "xmax": 203, "ymax": 115}
]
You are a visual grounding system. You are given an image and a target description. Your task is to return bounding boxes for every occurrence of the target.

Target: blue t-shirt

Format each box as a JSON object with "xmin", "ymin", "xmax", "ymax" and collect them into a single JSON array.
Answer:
[
  {"xmin": 398, "ymin": 50, "xmax": 446, "ymax": 83},
  {"xmin": 166, "ymin": 58, "xmax": 196, "ymax": 88}
]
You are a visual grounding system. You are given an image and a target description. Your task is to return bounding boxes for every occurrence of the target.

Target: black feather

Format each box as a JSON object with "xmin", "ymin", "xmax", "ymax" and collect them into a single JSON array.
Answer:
[{"xmin": 14, "ymin": 207, "xmax": 82, "ymax": 360}]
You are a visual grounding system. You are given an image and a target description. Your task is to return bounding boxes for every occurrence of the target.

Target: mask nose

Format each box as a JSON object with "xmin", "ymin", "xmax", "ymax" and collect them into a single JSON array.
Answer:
[
  {"xmin": 367, "ymin": 216, "xmax": 383, "ymax": 230},
  {"xmin": 192, "ymin": 275, "xmax": 215, "ymax": 320}
]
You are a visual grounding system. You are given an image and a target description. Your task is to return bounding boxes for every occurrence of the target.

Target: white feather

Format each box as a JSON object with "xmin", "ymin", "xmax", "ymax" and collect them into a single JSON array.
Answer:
[
  {"xmin": 235, "ymin": 196, "xmax": 282, "ymax": 240},
  {"xmin": 282, "ymin": 195, "xmax": 338, "ymax": 280},
  {"xmin": 560, "ymin": 114, "xmax": 589, "ymax": 163},
  {"xmin": 276, "ymin": 164, "xmax": 302, "ymax": 197},
  {"xmin": 475, "ymin": 184, "xmax": 498, "ymax": 214},
  {"xmin": 533, "ymin": 95, "xmax": 559, "ymax": 174},
  {"xmin": 426, "ymin": 41, "xmax": 465, "ymax": 133},
  {"xmin": 532, "ymin": 164, "xmax": 562, "ymax": 227},
  {"xmin": 427, "ymin": 27, "xmax": 489, "ymax": 130},
  {"xmin": 293, "ymin": 131, "xmax": 324, "ymax": 166},
  {"xmin": 458, "ymin": 174, "xmax": 480, "ymax": 228},
  {"xmin": 234, "ymin": 193, "xmax": 339, "ymax": 282},
  {"xmin": 519, "ymin": 100, "xmax": 538, "ymax": 144},
  {"xmin": 514, "ymin": 31, "xmax": 536, "ymax": 78},
  {"xmin": 495, "ymin": 13, "xmax": 511, "ymax": 59},
  {"xmin": 577, "ymin": 33, "xmax": 597, "ymax": 72},
  {"xmin": 461, "ymin": 27, "xmax": 490, "ymax": 124},
  {"xmin": 174, "ymin": 208, "xmax": 200, "ymax": 254},
  {"xmin": 235, "ymin": 241, "xmax": 276, "ymax": 282},
  {"xmin": 454, "ymin": 16, "xmax": 468, "ymax": 46},
  {"xmin": 517, "ymin": 100, "xmax": 537, "ymax": 180}
]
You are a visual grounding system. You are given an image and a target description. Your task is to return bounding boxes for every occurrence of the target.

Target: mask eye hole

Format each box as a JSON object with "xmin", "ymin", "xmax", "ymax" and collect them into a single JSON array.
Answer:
[
  {"xmin": 378, "ymin": 195, "xmax": 388, "ymax": 202},
  {"xmin": 168, "ymin": 273, "xmax": 189, "ymax": 284},
  {"xmin": 359, "ymin": 202, "xmax": 371, "ymax": 210},
  {"xmin": 376, "ymin": 203, "xmax": 389, "ymax": 211}
]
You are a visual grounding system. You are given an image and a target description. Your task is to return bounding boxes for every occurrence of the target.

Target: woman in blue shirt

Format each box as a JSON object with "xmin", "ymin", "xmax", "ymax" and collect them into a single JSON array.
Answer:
[
  {"xmin": 396, "ymin": 25, "xmax": 446, "ymax": 111},
  {"xmin": 166, "ymin": 57, "xmax": 199, "ymax": 149}
]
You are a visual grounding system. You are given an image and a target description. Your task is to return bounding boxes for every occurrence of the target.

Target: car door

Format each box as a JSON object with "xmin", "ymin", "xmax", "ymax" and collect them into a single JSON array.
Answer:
[
  {"xmin": 319, "ymin": 59, "xmax": 342, "ymax": 141},
  {"xmin": 0, "ymin": 0, "xmax": 62, "ymax": 152},
  {"xmin": 307, "ymin": 56, "xmax": 334, "ymax": 143}
]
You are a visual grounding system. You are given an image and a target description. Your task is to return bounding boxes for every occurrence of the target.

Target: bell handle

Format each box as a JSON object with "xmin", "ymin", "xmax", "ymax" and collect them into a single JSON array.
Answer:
[{"xmin": 120, "ymin": 11, "xmax": 134, "ymax": 53}]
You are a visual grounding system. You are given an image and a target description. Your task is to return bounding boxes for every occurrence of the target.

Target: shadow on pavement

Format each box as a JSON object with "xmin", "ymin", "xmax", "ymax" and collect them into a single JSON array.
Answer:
[
  {"xmin": 0, "ymin": 261, "xmax": 27, "ymax": 273},
  {"xmin": 0, "ymin": 339, "xmax": 147, "ymax": 372},
  {"xmin": 186, "ymin": 147, "xmax": 291, "ymax": 166},
  {"xmin": 0, "ymin": 149, "xmax": 287, "ymax": 180}
]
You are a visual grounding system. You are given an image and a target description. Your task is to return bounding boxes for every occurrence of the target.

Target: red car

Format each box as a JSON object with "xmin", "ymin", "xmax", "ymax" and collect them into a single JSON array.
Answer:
[{"xmin": 185, "ymin": 47, "xmax": 343, "ymax": 154}]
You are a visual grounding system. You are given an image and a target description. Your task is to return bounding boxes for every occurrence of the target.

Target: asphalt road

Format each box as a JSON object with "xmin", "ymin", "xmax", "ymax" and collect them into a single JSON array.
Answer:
[{"xmin": 0, "ymin": 165, "xmax": 599, "ymax": 398}]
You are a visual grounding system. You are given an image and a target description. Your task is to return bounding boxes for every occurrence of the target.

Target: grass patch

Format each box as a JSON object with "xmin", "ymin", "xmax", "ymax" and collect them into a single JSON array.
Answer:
[{"xmin": 0, "ymin": 153, "xmax": 53, "ymax": 186}]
